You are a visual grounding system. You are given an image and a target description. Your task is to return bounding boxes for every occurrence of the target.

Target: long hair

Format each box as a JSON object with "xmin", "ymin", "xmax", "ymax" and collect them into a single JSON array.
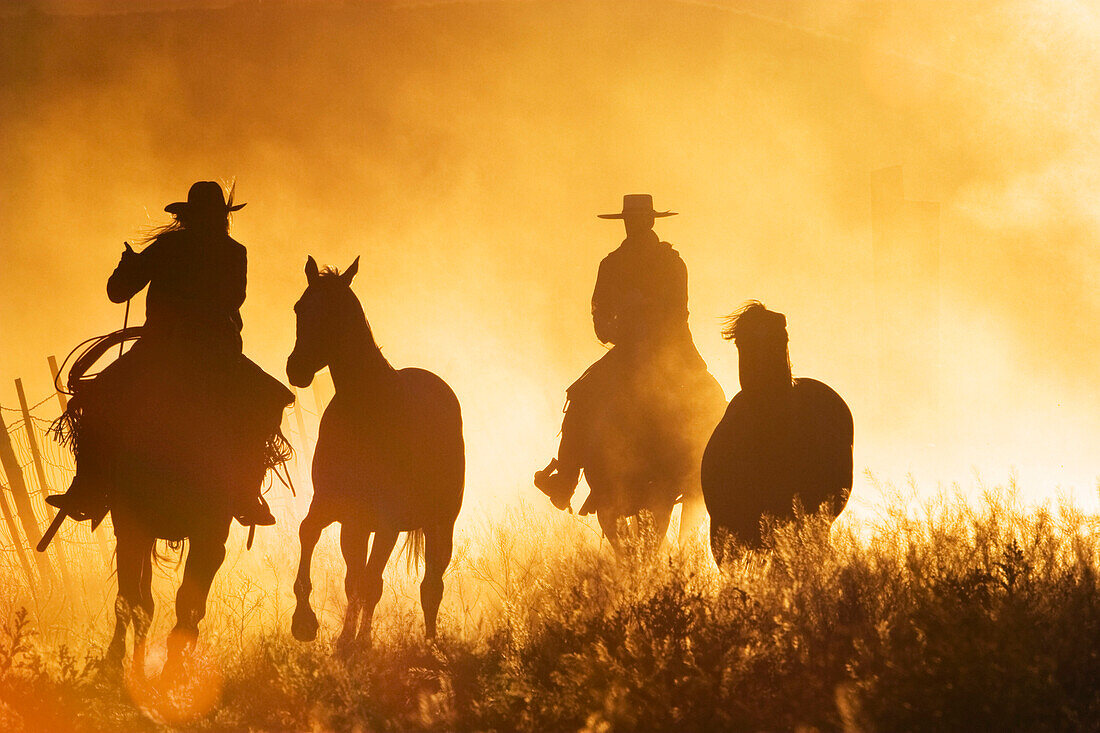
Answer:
[
  {"xmin": 137, "ymin": 181, "xmax": 238, "ymax": 246},
  {"xmin": 723, "ymin": 300, "xmax": 793, "ymax": 389}
]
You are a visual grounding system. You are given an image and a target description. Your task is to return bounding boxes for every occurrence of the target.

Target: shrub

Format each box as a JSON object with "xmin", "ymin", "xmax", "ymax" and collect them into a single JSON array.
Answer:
[{"xmin": 1, "ymin": 489, "xmax": 1097, "ymax": 732}]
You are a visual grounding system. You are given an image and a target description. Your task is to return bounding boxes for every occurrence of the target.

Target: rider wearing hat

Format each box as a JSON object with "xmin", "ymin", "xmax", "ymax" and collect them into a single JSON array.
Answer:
[
  {"xmin": 535, "ymin": 194, "xmax": 707, "ymax": 509},
  {"xmin": 48, "ymin": 181, "xmax": 292, "ymax": 527}
]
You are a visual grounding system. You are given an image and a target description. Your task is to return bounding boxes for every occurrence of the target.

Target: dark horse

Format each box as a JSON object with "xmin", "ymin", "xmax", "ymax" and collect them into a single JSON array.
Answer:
[
  {"xmin": 702, "ymin": 301, "xmax": 853, "ymax": 564},
  {"xmin": 287, "ymin": 256, "xmax": 464, "ymax": 650},
  {"xmin": 575, "ymin": 362, "xmax": 726, "ymax": 551},
  {"xmin": 50, "ymin": 328, "xmax": 287, "ymax": 680},
  {"xmin": 44, "ymin": 182, "xmax": 293, "ymax": 683}
]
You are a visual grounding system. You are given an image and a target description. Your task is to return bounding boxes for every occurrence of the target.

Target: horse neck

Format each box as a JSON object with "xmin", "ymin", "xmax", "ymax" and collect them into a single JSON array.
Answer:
[{"xmin": 327, "ymin": 317, "xmax": 393, "ymax": 397}]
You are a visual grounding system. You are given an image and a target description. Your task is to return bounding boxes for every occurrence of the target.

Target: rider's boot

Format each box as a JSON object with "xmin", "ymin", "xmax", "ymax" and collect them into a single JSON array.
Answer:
[
  {"xmin": 230, "ymin": 408, "xmax": 281, "ymax": 528},
  {"xmin": 534, "ymin": 458, "xmax": 580, "ymax": 511},
  {"xmin": 234, "ymin": 494, "xmax": 276, "ymax": 527},
  {"xmin": 46, "ymin": 456, "xmax": 108, "ymax": 522}
]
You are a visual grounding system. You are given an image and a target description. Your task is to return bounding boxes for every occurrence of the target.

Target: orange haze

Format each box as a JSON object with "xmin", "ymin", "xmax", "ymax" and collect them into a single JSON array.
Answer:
[{"xmin": 2, "ymin": 0, "xmax": 1100, "ymax": 515}]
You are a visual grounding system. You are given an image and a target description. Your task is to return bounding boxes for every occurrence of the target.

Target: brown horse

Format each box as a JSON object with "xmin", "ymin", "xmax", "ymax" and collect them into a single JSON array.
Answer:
[
  {"xmin": 287, "ymin": 256, "xmax": 464, "ymax": 651},
  {"xmin": 702, "ymin": 302, "xmax": 853, "ymax": 564},
  {"xmin": 572, "ymin": 360, "xmax": 727, "ymax": 553},
  {"xmin": 50, "ymin": 328, "xmax": 289, "ymax": 681}
]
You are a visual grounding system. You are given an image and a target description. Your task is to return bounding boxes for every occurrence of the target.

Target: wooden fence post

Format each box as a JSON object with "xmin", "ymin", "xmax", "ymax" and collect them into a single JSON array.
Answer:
[
  {"xmin": 0, "ymin": 408, "xmax": 57, "ymax": 585},
  {"xmin": 47, "ymin": 357, "xmax": 113, "ymax": 566},
  {"xmin": 15, "ymin": 379, "xmax": 76, "ymax": 596},
  {"xmin": 0, "ymin": 480, "xmax": 37, "ymax": 591},
  {"xmin": 47, "ymin": 356, "xmax": 67, "ymax": 412}
]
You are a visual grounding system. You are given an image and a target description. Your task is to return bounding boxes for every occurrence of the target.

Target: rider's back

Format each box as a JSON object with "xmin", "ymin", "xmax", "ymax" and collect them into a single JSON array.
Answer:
[
  {"xmin": 109, "ymin": 229, "xmax": 246, "ymax": 347},
  {"xmin": 592, "ymin": 236, "xmax": 689, "ymax": 347}
]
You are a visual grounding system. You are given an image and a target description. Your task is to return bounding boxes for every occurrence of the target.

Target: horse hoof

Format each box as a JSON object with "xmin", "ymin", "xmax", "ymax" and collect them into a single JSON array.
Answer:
[
  {"xmin": 94, "ymin": 653, "xmax": 124, "ymax": 683},
  {"xmin": 334, "ymin": 636, "xmax": 369, "ymax": 662},
  {"xmin": 291, "ymin": 608, "xmax": 319, "ymax": 642},
  {"xmin": 160, "ymin": 661, "xmax": 183, "ymax": 688}
]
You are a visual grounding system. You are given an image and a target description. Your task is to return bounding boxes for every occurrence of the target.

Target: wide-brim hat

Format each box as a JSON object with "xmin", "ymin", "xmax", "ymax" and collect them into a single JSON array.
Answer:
[
  {"xmin": 598, "ymin": 193, "xmax": 677, "ymax": 219},
  {"xmin": 165, "ymin": 181, "xmax": 246, "ymax": 216}
]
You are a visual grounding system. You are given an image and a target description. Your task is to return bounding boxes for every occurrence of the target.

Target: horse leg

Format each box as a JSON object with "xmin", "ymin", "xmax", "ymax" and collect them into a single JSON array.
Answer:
[
  {"xmin": 292, "ymin": 505, "xmax": 331, "ymax": 642},
  {"xmin": 105, "ymin": 527, "xmax": 149, "ymax": 670},
  {"xmin": 130, "ymin": 543, "xmax": 156, "ymax": 680},
  {"xmin": 597, "ymin": 512, "xmax": 623, "ymax": 554},
  {"xmin": 421, "ymin": 523, "xmax": 454, "ymax": 640},
  {"xmin": 165, "ymin": 530, "xmax": 228, "ymax": 681},
  {"xmin": 104, "ymin": 596, "xmax": 130, "ymax": 672},
  {"xmin": 710, "ymin": 524, "xmax": 733, "ymax": 568},
  {"xmin": 642, "ymin": 504, "xmax": 674, "ymax": 559},
  {"xmin": 334, "ymin": 520, "xmax": 370, "ymax": 656},
  {"xmin": 358, "ymin": 528, "xmax": 398, "ymax": 649},
  {"xmin": 677, "ymin": 471, "xmax": 707, "ymax": 546}
]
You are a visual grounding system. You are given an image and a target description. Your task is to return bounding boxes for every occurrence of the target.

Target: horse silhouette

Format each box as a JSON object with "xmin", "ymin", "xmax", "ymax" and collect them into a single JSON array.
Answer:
[
  {"xmin": 702, "ymin": 301, "xmax": 853, "ymax": 563},
  {"xmin": 287, "ymin": 256, "xmax": 464, "ymax": 651},
  {"xmin": 52, "ymin": 327, "xmax": 289, "ymax": 681},
  {"xmin": 536, "ymin": 195, "xmax": 727, "ymax": 553},
  {"xmin": 576, "ymin": 365, "xmax": 726, "ymax": 552},
  {"xmin": 46, "ymin": 182, "xmax": 292, "ymax": 682}
]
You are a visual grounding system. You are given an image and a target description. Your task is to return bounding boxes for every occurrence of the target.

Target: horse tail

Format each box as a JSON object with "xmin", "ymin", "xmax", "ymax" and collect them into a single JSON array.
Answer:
[
  {"xmin": 152, "ymin": 539, "xmax": 187, "ymax": 570},
  {"xmin": 400, "ymin": 529, "xmax": 425, "ymax": 574}
]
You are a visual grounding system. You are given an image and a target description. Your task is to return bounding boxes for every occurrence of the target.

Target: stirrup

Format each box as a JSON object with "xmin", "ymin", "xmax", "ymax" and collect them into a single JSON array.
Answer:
[{"xmin": 45, "ymin": 491, "xmax": 105, "ymax": 524}]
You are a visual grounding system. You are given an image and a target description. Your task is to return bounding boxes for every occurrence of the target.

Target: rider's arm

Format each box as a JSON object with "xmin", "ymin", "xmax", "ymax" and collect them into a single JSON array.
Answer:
[
  {"xmin": 664, "ymin": 248, "xmax": 690, "ymax": 322},
  {"xmin": 591, "ymin": 257, "xmax": 617, "ymax": 344},
  {"xmin": 106, "ymin": 241, "xmax": 156, "ymax": 303},
  {"xmin": 228, "ymin": 245, "xmax": 247, "ymax": 311},
  {"xmin": 226, "ymin": 245, "xmax": 247, "ymax": 331}
]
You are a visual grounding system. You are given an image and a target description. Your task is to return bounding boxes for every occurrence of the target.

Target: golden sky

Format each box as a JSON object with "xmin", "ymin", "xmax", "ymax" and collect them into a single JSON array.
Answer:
[{"xmin": 2, "ymin": 0, "xmax": 1099, "ymax": 510}]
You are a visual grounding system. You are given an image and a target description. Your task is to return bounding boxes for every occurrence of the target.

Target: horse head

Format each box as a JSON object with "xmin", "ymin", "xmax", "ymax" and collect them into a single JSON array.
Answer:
[
  {"xmin": 287, "ymin": 255, "xmax": 362, "ymax": 388},
  {"xmin": 723, "ymin": 300, "xmax": 792, "ymax": 392}
]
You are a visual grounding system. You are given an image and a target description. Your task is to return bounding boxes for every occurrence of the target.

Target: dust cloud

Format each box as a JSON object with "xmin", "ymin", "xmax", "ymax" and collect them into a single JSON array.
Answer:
[{"xmin": 2, "ymin": 0, "xmax": 1099, "ymax": 515}]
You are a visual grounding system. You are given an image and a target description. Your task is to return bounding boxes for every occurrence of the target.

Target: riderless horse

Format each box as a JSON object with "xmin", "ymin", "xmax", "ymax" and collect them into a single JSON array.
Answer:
[
  {"xmin": 287, "ymin": 256, "xmax": 464, "ymax": 651},
  {"xmin": 702, "ymin": 301, "xmax": 853, "ymax": 564}
]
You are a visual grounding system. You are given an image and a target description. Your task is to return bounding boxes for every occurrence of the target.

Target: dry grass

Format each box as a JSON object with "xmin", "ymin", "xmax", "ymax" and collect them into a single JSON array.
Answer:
[{"xmin": 0, "ymin": 485, "xmax": 1098, "ymax": 732}]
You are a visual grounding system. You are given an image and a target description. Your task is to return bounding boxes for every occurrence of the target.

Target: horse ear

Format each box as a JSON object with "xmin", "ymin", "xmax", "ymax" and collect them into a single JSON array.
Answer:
[
  {"xmin": 305, "ymin": 255, "xmax": 319, "ymax": 285},
  {"xmin": 341, "ymin": 256, "xmax": 360, "ymax": 285}
]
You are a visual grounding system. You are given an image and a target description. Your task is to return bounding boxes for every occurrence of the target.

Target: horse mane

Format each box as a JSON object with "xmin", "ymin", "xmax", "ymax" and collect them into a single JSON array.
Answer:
[
  {"xmin": 724, "ymin": 300, "xmax": 792, "ymax": 388},
  {"xmin": 315, "ymin": 264, "xmax": 394, "ymax": 373},
  {"xmin": 721, "ymin": 300, "xmax": 787, "ymax": 343}
]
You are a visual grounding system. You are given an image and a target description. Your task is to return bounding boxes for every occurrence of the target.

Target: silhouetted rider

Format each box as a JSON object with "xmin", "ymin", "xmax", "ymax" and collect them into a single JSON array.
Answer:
[
  {"xmin": 591, "ymin": 221, "xmax": 689, "ymax": 348},
  {"xmin": 535, "ymin": 194, "xmax": 707, "ymax": 509},
  {"xmin": 48, "ymin": 181, "xmax": 292, "ymax": 527},
  {"xmin": 107, "ymin": 210, "xmax": 246, "ymax": 352}
]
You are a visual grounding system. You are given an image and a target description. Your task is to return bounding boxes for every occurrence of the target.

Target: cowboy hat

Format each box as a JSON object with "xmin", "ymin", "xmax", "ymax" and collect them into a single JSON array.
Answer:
[
  {"xmin": 597, "ymin": 193, "xmax": 677, "ymax": 219},
  {"xmin": 165, "ymin": 181, "xmax": 246, "ymax": 216}
]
